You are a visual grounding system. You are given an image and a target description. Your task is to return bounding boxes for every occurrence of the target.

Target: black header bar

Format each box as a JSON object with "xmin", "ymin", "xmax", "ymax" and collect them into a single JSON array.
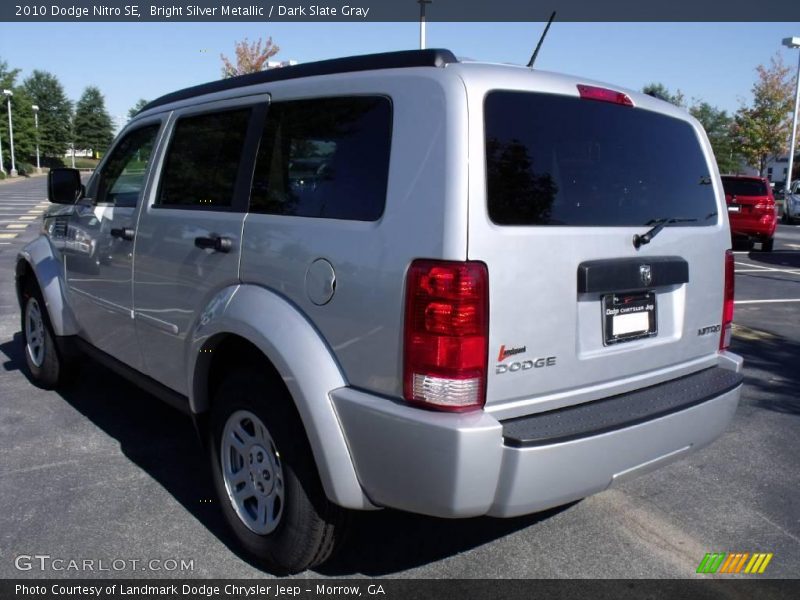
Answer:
[{"xmin": 3, "ymin": 0, "xmax": 800, "ymax": 22}]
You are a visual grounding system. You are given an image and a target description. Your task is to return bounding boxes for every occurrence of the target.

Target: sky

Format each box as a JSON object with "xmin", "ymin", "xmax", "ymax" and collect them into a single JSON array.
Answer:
[{"xmin": 1, "ymin": 21, "xmax": 800, "ymax": 131}]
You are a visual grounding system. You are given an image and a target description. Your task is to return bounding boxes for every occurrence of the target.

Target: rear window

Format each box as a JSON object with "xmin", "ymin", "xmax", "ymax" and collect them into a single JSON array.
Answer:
[
  {"xmin": 484, "ymin": 91, "xmax": 718, "ymax": 226},
  {"xmin": 721, "ymin": 178, "xmax": 768, "ymax": 197}
]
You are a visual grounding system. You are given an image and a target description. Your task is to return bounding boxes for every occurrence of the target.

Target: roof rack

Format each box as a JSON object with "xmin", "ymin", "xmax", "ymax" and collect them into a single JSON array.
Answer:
[{"xmin": 140, "ymin": 48, "xmax": 458, "ymax": 113}]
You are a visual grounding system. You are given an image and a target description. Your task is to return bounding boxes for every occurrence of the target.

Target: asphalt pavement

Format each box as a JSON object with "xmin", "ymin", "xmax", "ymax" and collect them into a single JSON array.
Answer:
[{"xmin": 0, "ymin": 176, "xmax": 797, "ymax": 579}]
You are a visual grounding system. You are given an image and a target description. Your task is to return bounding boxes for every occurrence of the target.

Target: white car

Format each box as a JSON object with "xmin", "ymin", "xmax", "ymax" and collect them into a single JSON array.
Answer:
[{"xmin": 783, "ymin": 180, "xmax": 800, "ymax": 224}]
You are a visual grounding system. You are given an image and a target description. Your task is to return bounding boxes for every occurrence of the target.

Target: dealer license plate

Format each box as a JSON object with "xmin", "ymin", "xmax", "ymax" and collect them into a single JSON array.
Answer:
[{"xmin": 602, "ymin": 292, "xmax": 657, "ymax": 346}]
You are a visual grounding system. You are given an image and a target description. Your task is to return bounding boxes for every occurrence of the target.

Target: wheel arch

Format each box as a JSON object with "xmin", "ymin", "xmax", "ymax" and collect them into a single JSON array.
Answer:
[
  {"xmin": 188, "ymin": 284, "xmax": 376, "ymax": 511},
  {"xmin": 16, "ymin": 238, "xmax": 80, "ymax": 337}
]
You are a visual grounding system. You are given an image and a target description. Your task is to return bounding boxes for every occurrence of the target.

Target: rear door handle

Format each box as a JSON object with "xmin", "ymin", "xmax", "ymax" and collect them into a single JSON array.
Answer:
[
  {"xmin": 110, "ymin": 227, "xmax": 135, "ymax": 241},
  {"xmin": 194, "ymin": 235, "xmax": 233, "ymax": 253}
]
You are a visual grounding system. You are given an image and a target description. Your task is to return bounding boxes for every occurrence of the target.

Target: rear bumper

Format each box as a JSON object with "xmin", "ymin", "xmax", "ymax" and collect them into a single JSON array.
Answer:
[
  {"xmin": 331, "ymin": 357, "xmax": 742, "ymax": 518},
  {"xmin": 730, "ymin": 216, "xmax": 777, "ymax": 239}
]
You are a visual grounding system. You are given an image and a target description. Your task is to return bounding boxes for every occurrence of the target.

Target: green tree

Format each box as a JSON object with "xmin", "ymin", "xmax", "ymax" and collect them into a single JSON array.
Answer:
[
  {"xmin": 0, "ymin": 58, "xmax": 37, "ymax": 172},
  {"xmin": 0, "ymin": 58, "xmax": 20, "ymax": 89},
  {"xmin": 73, "ymin": 86, "xmax": 114, "ymax": 155},
  {"xmin": 23, "ymin": 70, "xmax": 73, "ymax": 159},
  {"xmin": 220, "ymin": 36, "xmax": 280, "ymax": 78},
  {"xmin": 734, "ymin": 54, "xmax": 795, "ymax": 176},
  {"xmin": 127, "ymin": 98, "xmax": 149, "ymax": 119},
  {"xmin": 690, "ymin": 102, "xmax": 738, "ymax": 174},
  {"xmin": 642, "ymin": 82, "xmax": 686, "ymax": 108}
]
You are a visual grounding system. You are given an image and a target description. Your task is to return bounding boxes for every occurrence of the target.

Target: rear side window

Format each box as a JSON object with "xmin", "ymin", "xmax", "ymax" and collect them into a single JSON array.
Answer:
[
  {"xmin": 250, "ymin": 96, "xmax": 391, "ymax": 221},
  {"xmin": 157, "ymin": 109, "xmax": 251, "ymax": 209},
  {"xmin": 484, "ymin": 91, "xmax": 718, "ymax": 227},
  {"xmin": 721, "ymin": 178, "xmax": 768, "ymax": 197}
]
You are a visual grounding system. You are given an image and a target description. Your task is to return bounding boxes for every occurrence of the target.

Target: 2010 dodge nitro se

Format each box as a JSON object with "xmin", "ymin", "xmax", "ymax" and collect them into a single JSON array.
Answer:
[{"xmin": 16, "ymin": 49, "xmax": 743, "ymax": 573}]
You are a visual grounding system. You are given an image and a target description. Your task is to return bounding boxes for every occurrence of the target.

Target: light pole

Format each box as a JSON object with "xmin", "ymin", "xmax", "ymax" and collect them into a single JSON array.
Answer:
[
  {"xmin": 784, "ymin": 36, "xmax": 800, "ymax": 193},
  {"xmin": 3, "ymin": 90, "xmax": 17, "ymax": 177},
  {"xmin": 0, "ymin": 117, "xmax": 4, "ymax": 176},
  {"xmin": 418, "ymin": 0, "xmax": 431, "ymax": 50},
  {"xmin": 32, "ymin": 105, "xmax": 41, "ymax": 173}
]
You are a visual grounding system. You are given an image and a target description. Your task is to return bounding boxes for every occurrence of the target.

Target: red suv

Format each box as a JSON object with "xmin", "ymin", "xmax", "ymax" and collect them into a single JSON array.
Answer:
[{"xmin": 720, "ymin": 175, "xmax": 777, "ymax": 252}]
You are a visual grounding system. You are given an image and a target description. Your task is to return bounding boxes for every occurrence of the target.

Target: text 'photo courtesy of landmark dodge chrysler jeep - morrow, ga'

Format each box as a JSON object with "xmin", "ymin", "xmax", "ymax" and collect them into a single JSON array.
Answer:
[{"xmin": 16, "ymin": 49, "xmax": 743, "ymax": 573}]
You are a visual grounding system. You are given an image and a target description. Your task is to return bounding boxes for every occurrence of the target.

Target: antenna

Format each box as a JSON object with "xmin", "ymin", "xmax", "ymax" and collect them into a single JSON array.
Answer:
[{"xmin": 527, "ymin": 11, "xmax": 556, "ymax": 69}]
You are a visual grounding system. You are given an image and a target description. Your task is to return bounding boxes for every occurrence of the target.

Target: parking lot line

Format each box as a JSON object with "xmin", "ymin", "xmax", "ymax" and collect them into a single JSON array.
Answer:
[
  {"xmin": 734, "ymin": 250, "xmax": 798, "ymax": 254},
  {"xmin": 735, "ymin": 262, "xmax": 771, "ymax": 269},
  {"xmin": 0, "ymin": 233, "xmax": 18, "ymax": 239},
  {"xmin": 5, "ymin": 224, "xmax": 28, "ymax": 230},
  {"xmin": 736, "ymin": 268, "xmax": 800, "ymax": 274},
  {"xmin": 735, "ymin": 299, "xmax": 800, "ymax": 305}
]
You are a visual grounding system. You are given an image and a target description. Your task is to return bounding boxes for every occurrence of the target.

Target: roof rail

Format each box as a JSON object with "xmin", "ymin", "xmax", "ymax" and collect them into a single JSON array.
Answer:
[{"xmin": 140, "ymin": 48, "xmax": 458, "ymax": 113}]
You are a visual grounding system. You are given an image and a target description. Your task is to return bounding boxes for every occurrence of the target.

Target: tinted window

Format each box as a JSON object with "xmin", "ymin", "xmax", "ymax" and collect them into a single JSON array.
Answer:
[
  {"xmin": 721, "ymin": 178, "xmax": 768, "ymax": 197},
  {"xmin": 96, "ymin": 125, "xmax": 160, "ymax": 207},
  {"xmin": 250, "ymin": 97, "xmax": 391, "ymax": 221},
  {"xmin": 157, "ymin": 109, "xmax": 251, "ymax": 208},
  {"xmin": 484, "ymin": 91, "xmax": 718, "ymax": 226}
]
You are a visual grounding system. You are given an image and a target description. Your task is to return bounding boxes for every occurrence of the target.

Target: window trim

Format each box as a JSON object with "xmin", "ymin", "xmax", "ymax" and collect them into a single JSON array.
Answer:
[{"xmin": 152, "ymin": 97, "xmax": 268, "ymax": 213}]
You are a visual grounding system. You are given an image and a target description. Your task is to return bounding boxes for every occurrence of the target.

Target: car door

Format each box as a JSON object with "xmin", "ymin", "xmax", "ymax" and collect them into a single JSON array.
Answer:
[
  {"xmin": 132, "ymin": 96, "xmax": 267, "ymax": 394},
  {"xmin": 63, "ymin": 120, "xmax": 164, "ymax": 371}
]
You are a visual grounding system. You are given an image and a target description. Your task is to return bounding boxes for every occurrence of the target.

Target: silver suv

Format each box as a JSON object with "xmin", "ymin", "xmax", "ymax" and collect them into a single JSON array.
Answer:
[{"xmin": 16, "ymin": 49, "xmax": 743, "ymax": 573}]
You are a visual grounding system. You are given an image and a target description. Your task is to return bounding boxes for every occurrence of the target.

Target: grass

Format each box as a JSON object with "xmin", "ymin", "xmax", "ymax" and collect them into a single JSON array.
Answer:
[{"xmin": 71, "ymin": 157, "xmax": 101, "ymax": 169}]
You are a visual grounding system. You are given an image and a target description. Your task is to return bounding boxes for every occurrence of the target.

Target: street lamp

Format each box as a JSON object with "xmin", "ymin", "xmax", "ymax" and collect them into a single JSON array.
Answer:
[
  {"xmin": 418, "ymin": 0, "xmax": 431, "ymax": 50},
  {"xmin": 3, "ymin": 89, "xmax": 17, "ymax": 177},
  {"xmin": 784, "ymin": 36, "xmax": 800, "ymax": 194},
  {"xmin": 0, "ymin": 115, "xmax": 4, "ymax": 176},
  {"xmin": 31, "ymin": 105, "xmax": 41, "ymax": 173}
]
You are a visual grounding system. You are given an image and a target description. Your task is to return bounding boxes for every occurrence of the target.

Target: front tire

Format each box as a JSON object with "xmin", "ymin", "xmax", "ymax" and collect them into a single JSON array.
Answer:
[
  {"xmin": 208, "ymin": 369, "xmax": 347, "ymax": 574},
  {"xmin": 21, "ymin": 280, "xmax": 64, "ymax": 389},
  {"xmin": 761, "ymin": 238, "xmax": 774, "ymax": 252}
]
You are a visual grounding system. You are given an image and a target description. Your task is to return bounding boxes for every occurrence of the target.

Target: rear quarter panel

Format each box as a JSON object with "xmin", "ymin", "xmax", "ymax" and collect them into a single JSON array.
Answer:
[{"xmin": 240, "ymin": 69, "xmax": 470, "ymax": 398}]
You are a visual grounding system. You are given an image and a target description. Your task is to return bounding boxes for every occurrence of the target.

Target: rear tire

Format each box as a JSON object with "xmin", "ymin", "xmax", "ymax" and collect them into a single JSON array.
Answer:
[
  {"xmin": 761, "ymin": 238, "xmax": 774, "ymax": 252},
  {"xmin": 208, "ymin": 369, "xmax": 347, "ymax": 574},
  {"xmin": 21, "ymin": 279, "xmax": 65, "ymax": 389}
]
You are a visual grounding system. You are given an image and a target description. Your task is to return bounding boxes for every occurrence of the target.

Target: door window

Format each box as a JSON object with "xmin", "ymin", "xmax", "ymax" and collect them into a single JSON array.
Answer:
[
  {"xmin": 95, "ymin": 124, "xmax": 160, "ymax": 208},
  {"xmin": 156, "ymin": 109, "xmax": 252, "ymax": 209}
]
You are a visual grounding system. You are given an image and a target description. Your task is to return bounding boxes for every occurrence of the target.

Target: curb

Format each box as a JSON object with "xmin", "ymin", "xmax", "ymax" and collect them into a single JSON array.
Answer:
[{"xmin": 0, "ymin": 172, "xmax": 48, "ymax": 185}]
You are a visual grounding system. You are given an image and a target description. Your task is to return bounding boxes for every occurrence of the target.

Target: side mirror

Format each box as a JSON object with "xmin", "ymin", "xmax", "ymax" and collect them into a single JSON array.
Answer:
[{"xmin": 48, "ymin": 168, "xmax": 84, "ymax": 204}]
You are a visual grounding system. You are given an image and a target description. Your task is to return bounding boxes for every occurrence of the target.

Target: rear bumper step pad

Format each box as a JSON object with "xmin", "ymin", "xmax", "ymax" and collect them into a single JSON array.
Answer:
[{"xmin": 502, "ymin": 367, "xmax": 743, "ymax": 448}]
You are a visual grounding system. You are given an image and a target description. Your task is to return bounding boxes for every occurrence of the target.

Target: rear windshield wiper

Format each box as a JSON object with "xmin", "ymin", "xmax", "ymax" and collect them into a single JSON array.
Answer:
[{"xmin": 632, "ymin": 217, "xmax": 698, "ymax": 249}]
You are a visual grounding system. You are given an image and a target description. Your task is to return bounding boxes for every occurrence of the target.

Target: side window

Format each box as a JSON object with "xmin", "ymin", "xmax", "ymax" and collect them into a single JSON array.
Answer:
[
  {"xmin": 250, "ymin": 96, "xmax": 392, "ymax": 221},
  {"xmin": 156, "ymin": 109, "xmax": 251, "ymax": 209},
  {"xmin": 95, "ymin": 124, "xmax": 160, "ymax": 207}
]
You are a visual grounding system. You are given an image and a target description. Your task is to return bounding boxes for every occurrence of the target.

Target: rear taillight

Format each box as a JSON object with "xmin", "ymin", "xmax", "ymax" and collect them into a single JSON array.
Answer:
[
  {"xmin": 721, "ymin": 250, "xmax": 735, "ymax": 350},
  {"xmin": 403, "ymin": 260, "xmax": 488, "ymax": 411},
  {"xmin": 577, "ymin": 84, "xmax": 634, "ymax": 106}
]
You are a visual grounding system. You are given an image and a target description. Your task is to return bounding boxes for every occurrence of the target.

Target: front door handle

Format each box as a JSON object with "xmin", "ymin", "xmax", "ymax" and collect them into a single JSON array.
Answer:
[
  {"xmin": 110, "ymin": 227, "xmax": 135, "ymax": 241},
  {"xmin": 194, "ymin": 235, "xmax": 233, "ymax": 253}
]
